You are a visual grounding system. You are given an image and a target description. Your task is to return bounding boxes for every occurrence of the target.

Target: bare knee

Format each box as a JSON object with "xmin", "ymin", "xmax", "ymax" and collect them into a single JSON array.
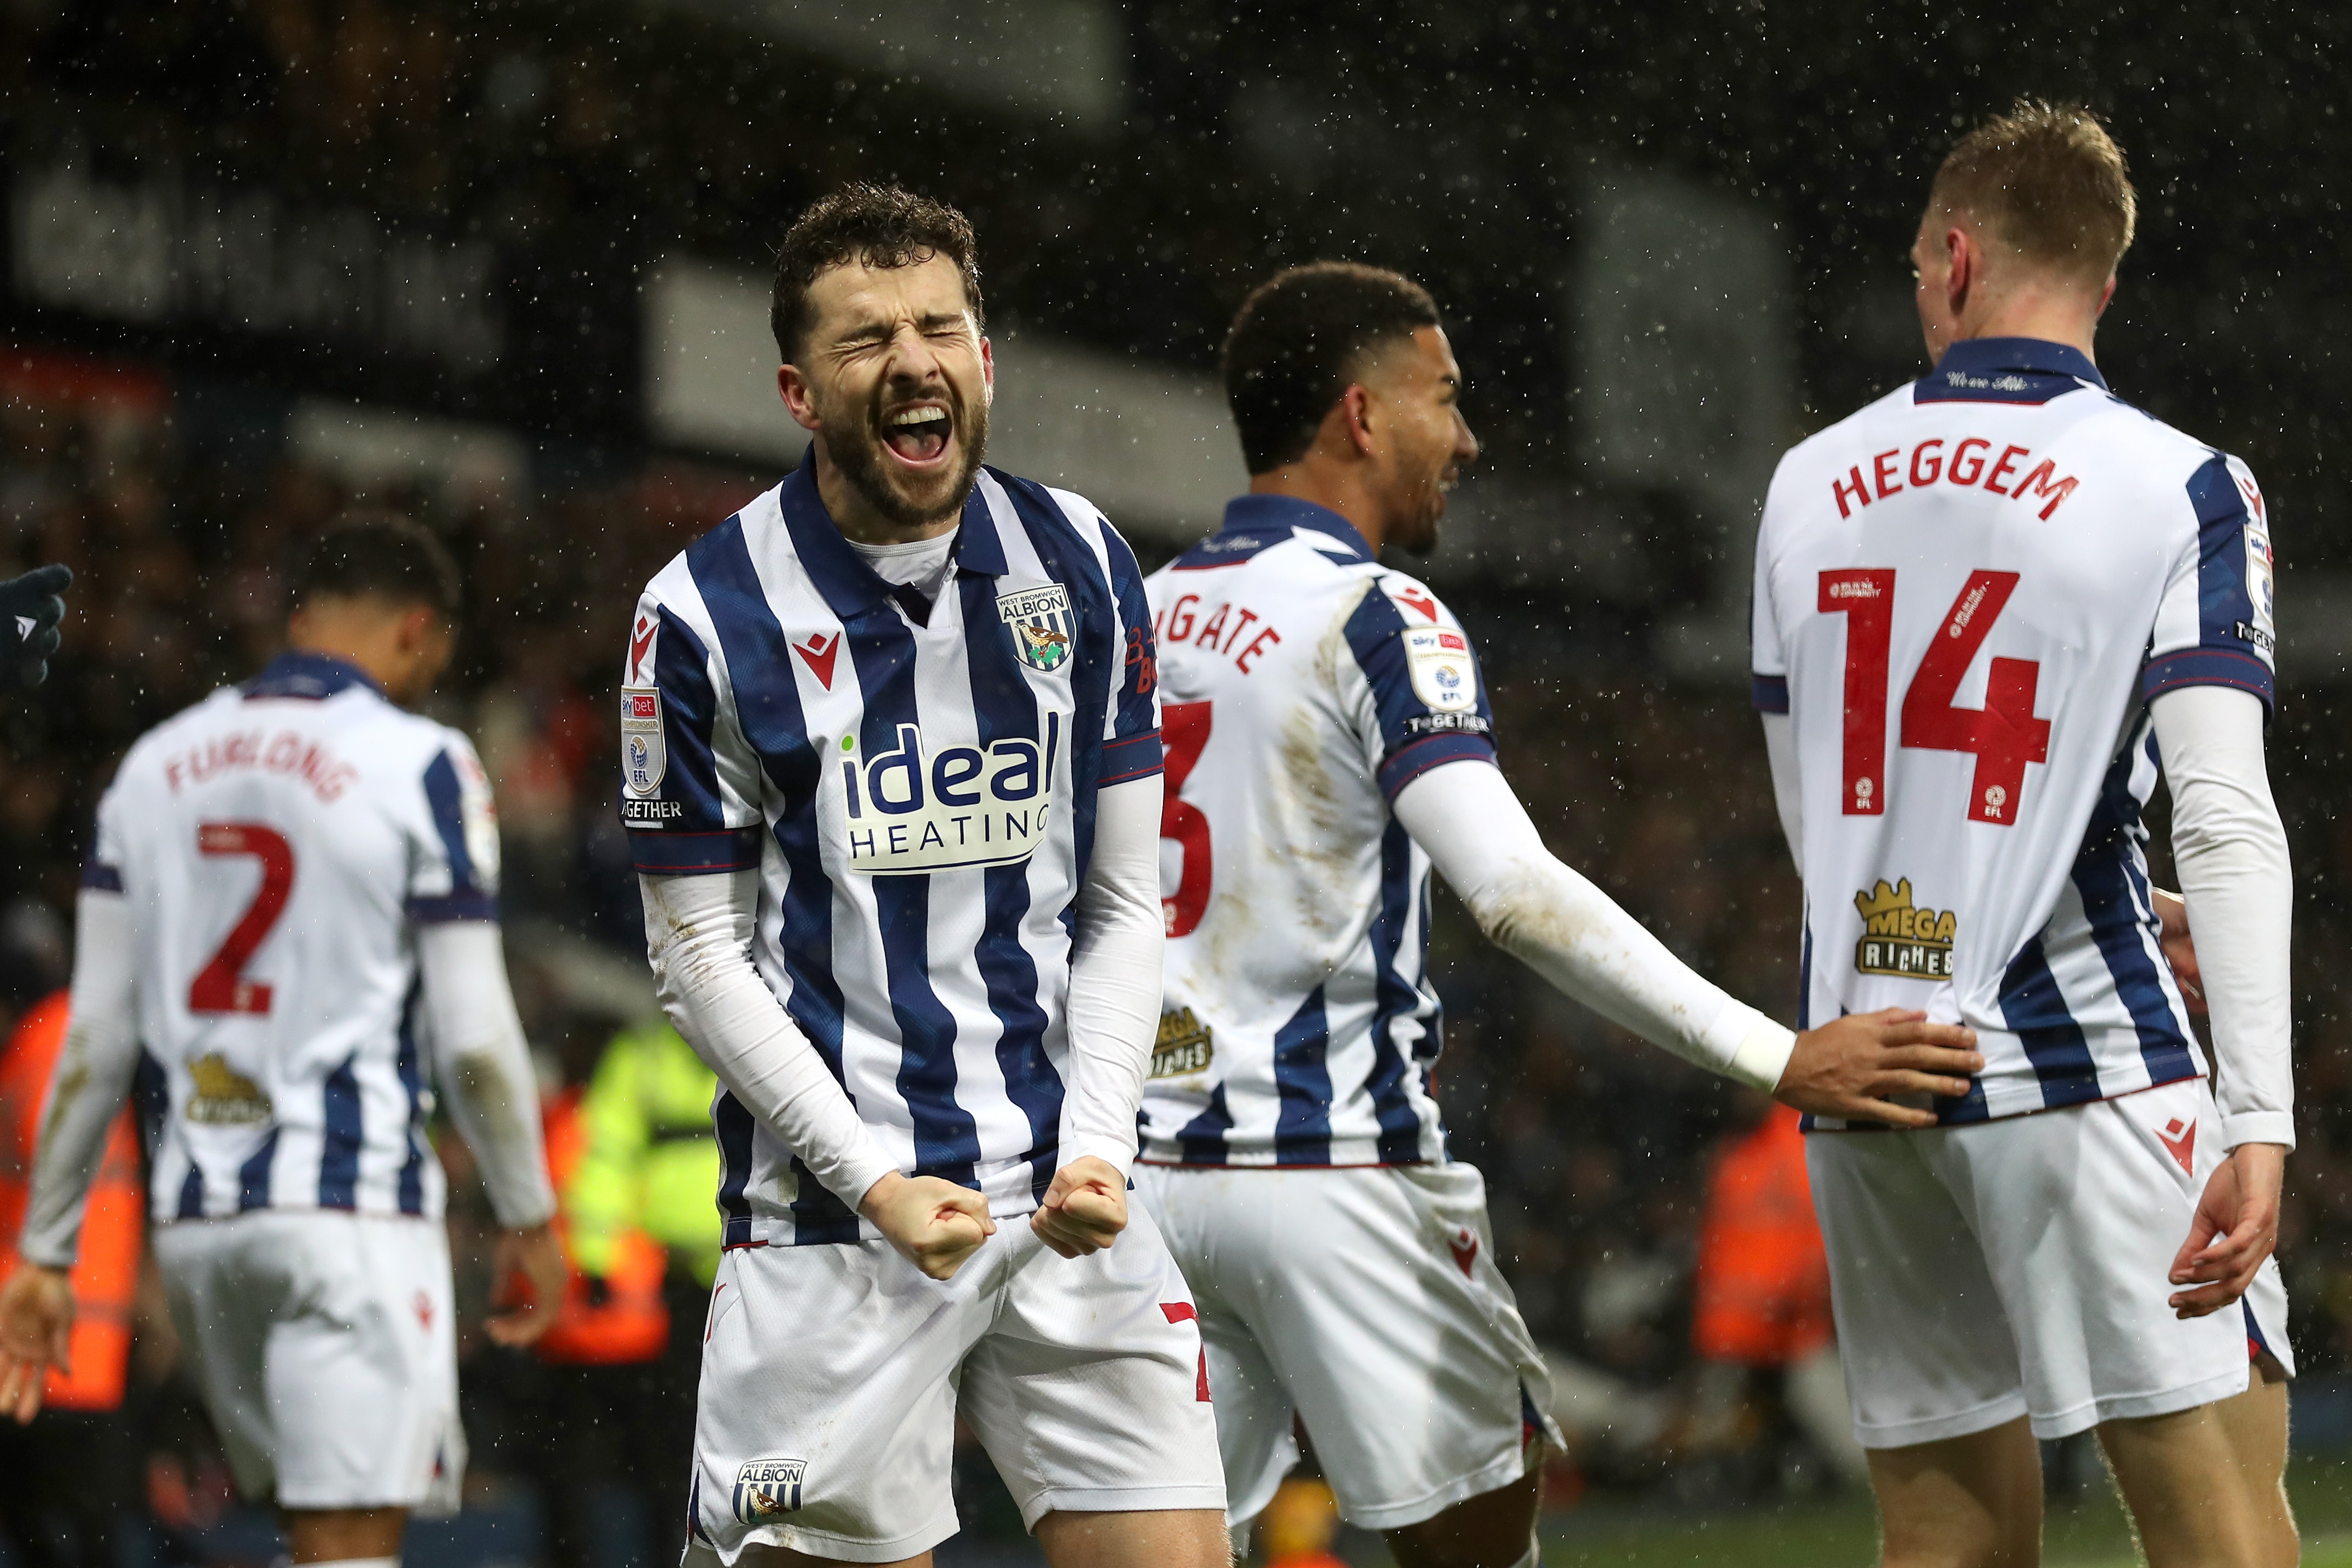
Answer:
[
  {"xmin": 1383, "ymin": 1469, "xmax": 1539, "ymax": 1568},
  {"xmin": 1867, "ymin": 1419, "xmax": 2043, "ymax": 1568}
]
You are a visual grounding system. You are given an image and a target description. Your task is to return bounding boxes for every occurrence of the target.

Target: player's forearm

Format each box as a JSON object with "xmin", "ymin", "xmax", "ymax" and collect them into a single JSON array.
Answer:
[
  {"xmin": 21, "ymin": 891, "xmax": 143, "ymax": 1267},
  {"xmin": 2151, "ymin": 686, "xmax": 2294, "ymax": 1151},
  {"xmin": 415, "ymin": 920, "xmax": 558, "ymax": 1228},
  {"xmin": 639, "ymin": 871, "xmax": 898, "ymax": 1208},
  {"xmin": 1396, "ymin": 761, "xmax": 1795, "ymax": 1091},
  {"xmin": 1059, "ymin": 776, "xmax": 1164, "ymax": 1175}
]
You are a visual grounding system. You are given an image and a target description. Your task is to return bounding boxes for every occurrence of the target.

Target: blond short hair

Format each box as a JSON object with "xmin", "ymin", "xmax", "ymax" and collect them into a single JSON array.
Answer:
[{"xmin": 1930, "ymin": 100, "xmax": 2137, "ymax": 284}]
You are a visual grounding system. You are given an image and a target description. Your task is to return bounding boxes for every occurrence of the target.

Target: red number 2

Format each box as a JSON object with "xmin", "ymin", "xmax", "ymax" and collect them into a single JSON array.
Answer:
[
  {"xmin": 1159, "ymin": 701, "xmax": 1213, "ymax": 938},
  {"xmin": 188, "ymin": 822, "xmax": 295, "ymax": 1015},
  {"xmin": 1817, "ymin": 570, "xmax": 2051, "ymax": 826}
]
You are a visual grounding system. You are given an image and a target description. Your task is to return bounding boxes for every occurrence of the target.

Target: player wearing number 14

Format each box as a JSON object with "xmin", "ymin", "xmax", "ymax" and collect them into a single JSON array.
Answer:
[{"xmin": 1752, "ymin": 103, "xmax": 2295, "ymax": 1564}]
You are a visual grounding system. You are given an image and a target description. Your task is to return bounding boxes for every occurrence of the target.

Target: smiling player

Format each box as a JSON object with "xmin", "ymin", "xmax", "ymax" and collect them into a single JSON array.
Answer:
[
  {"xmin": 1134, "ymin": 262, "xmax": 1982, "ymax": 1568},
  {"xmin": 621, "ymin": 186, "xmax": 1224, "ymax": 1568}
]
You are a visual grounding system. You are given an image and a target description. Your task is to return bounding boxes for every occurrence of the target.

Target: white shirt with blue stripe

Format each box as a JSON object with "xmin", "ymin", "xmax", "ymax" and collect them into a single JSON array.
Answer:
[
  {"xmin": 1751, "ymin": 336, "xmax": 2278, "ymax": 1127},
  {"xmin": 621, "ymin": 454, "xmax": 1163, "ymax": 1246},
  {"xmin": 1136, "ymin": 495, "xmax": 1494, "ymax": 1168},
  {"xmin": 86, "ymin": 652, "xmax": 500, "ymax": 1224}
]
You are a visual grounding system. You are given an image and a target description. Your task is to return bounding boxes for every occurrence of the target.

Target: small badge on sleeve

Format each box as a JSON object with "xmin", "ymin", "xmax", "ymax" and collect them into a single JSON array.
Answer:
[
  {"xmin": 622, "ymin": 687, "xmax": 667, "ymax": 797},
  {"xmin": 1401, "ymin": 627, "xmax": 1477, "ymax": 713}
]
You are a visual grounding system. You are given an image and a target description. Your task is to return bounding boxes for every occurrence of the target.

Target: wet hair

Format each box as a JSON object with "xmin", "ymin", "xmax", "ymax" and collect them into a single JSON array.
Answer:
[
  {"xmin": 1930, "ymin": 99, "xmax": 2137, "ymax": 284},
  {"xmin": 291, "ymin": 516, "xmax": 461, "ymax": 619},
  {"xmin": 1221, "ymin": 262, "xmax": 1443, "ymax": 475},
  {"xmin": 769, "ymin": 184, "xmax": 986, "ymax": 363}
]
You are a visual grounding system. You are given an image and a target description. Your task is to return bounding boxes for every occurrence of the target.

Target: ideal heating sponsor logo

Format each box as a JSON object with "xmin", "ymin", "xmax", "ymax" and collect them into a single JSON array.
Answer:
[
  {"xmin": 837, "ymin": 715, "xmax": 1060, "ymax": 873},
  {"xmin": 1853, "ymin": 878, "xmax": 1956, "ymax": 979}
]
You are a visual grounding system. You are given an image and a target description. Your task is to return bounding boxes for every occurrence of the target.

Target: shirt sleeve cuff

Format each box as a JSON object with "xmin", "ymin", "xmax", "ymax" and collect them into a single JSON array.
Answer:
[
  {"xmin": 1709, "ymin": 1002, "xmax": 1797, "ymax": 1092},
  {"xmin": 2217, "ymin": 1109, "xmax": 2296, "ymax": 1153},
  {"xmin": 1751, "ymin": 674, "xmax": 1790, "ymax": 714},
  {"xmin": 629, "ymin": 825, "xmax": 764, "ymax": 875},
  {"xmin": 1059, "ymin": 1133, "xmax": 1140, "ymax": 1179},
  {"xmin": 825, "ymin": 1148, "xmax": 903, "ymax": 1217}
]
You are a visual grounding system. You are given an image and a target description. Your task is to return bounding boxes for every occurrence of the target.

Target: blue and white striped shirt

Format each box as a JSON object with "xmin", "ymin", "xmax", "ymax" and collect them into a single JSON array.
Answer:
[{"xmin": 622, "ymin": 453, "xmax": 1162, "ymax": 1244}]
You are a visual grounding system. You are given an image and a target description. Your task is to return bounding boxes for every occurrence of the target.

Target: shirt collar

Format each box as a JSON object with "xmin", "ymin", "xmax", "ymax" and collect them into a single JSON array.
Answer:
[
  {"xmin": 774, "ymin": 446, "xmax": 1008, "ymax": 620},
  {"xmin": 1931, "ymin": 336, "xmax": 2108, "ymax": 391},
  {"xmin": 243, "ymin": 649, "xmax": 382, "ymax": 700},
  {"xmin": 1216, "ymin": 493, "xmax": 1375, "ymax": 562}
]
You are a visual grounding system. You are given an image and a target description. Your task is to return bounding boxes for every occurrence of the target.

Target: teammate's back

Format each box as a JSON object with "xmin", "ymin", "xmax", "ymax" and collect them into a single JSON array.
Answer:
[
  {"xmin": 1753, "ymin": 344, "xmax": 2270, "ymax": 1118},
  {"xmin": 1145, "ymin": 500, "xmax": 1484, "ymax": 1165},
  {"xmin": 98, "ymin": 650, "xmax": 497, "ymax": 1220}
]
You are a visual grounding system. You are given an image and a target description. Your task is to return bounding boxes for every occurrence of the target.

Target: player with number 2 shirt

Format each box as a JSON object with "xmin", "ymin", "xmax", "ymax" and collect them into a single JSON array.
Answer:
[
  {"xmin": 0, "ymin": 520, "xmax": 563, "ymax": 1568},
  {"xmin": 1135, "ymin": 263, "xmax": 1981, "ymax": 1568},
  {"xmin": 1752, "ymin": 103, "xmax": 2296, "ymax": 1563}
]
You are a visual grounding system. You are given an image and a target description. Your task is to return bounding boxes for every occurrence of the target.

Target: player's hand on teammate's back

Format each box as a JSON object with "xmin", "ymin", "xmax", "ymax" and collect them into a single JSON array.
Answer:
[
  {"xmin": 484, "ymin": 1224, "xmax": 570, "ymax": 1347},
  {"xmin": 1030, "ymin": 1155, "xmax": 1127, "ymax": 1259},
  {"xmin": 2149, "ymin": 888, "xmax": 2206, "ymax": 1014},
  {"xmin": 1774, "ymin": 1009, "xmax": 1983, "ymax": 1128},
  {"xmin": 861, "ymin": 1172, "xmax": 997, "ymax": 1280},
  {"xmin": 0, "ymin": 1263, "xmax": 75, "ymax": 1423},
  {"xmin": 2170, "ymin": 1141, "xmax": 2284, "ymax": 1319},
  {"xmin": 0, "ymin": 563, "xmax": 71, "ymax": 689}
]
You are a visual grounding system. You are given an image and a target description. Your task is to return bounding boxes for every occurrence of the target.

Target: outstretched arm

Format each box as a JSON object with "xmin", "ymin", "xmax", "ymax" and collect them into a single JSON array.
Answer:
[
  {"xmin": 640, "ymin": 871, "xmax": 993, "ymax": 1279},
  {"xmin": 2, "ymin": 888, "xmax": 142, "ymax": 1420},
  {"xmin": 1034, "ymin": 775, "xmax": 1163, "ymax": 1258},
  {"xmin": 1392, "ymin": 759, "xmax": 1979, "ymax": 1125},
  {"xmin": 2150, "ymin": 685, "xmax": 2293, "ymax": 1317}
]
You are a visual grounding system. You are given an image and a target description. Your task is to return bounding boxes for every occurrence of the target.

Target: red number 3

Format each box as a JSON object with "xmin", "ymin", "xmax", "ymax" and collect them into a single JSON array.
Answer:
[
  {"xmin": 1159, "ymin": 702, "xmax": 1213, "ymax": 937},
  {"xmin": 1817, "ymin": 569, "xmax": 2051, "ymax": 825},
  {"xmin": 188, "ymin": 822, "xmax": 296, "ymax": 1015}
]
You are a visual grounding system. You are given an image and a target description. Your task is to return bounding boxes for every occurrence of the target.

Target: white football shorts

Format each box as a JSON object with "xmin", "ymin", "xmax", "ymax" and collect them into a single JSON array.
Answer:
[
  {"xmin": 1808, "ymin": 1075, "xmax": 2292, "ymax": 1449},
  {"xmin": 1134, "ymin": 1161, "xmax": 1564, "ymax": 1532},
  {"xmin": 151, "ymin": 1210, "xmax": 463, "ymax": 1511},
  {"xmin": 683, "ymin": 1203, "xmax": 1224, "ymax": 1566}
]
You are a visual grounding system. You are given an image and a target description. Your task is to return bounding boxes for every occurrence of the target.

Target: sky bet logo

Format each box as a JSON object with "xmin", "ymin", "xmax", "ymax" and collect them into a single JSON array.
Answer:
[{"xmin": 838, "ymin": 715, "xmax": 1059, "ymax": 874}]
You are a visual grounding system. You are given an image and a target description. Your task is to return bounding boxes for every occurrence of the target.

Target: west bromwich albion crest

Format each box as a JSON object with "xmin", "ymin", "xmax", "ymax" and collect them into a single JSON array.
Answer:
[
  {"xmin": 998, "ymin": 582, "xmax": 1075, "ymax": 673},
  {"xmin": 732, "ymin": 1457, "xmax": 806, "ymax": 1522}
]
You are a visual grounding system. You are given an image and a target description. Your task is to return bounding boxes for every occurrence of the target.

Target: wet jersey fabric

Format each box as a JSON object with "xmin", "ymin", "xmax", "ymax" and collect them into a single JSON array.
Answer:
[
  {"xmin": 87, "ymin": 651, "xmax": 500, "ymax": 1224},
  {"xmin": 1751, "ymin": 337, "xmax": 2277, "ymax": 1127},
  {"xmin": 619, "ymin": 453, "xmax": 1162, "ymax": 1245},
  {"xmin": 1137, "ymin": 495, "xmax": 1496, "ymax": 1167}
]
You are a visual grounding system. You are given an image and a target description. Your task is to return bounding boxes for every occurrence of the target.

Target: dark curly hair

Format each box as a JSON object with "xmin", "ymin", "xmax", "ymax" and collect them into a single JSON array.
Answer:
[
  {"xmin": 292, "ymin": 515, "xmax": 460, "ymax": 617},
  {"xmin": 769, "ymin": 184, "xmax": 985, "ymax": 363},
  {"xmin": 1221, "ymin": 262, "xmax": 1442, "ymax": 475}
]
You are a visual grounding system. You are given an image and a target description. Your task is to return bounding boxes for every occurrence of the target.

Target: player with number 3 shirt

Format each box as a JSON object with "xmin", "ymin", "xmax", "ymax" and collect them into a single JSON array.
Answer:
[
  {"xmin": 1752, "ymin": 103, "xmax": 2296, "ymax": 1564},
  {"xmin": 1135, "ymin": 264, "xmax": 1979, "ymax": 1568}
]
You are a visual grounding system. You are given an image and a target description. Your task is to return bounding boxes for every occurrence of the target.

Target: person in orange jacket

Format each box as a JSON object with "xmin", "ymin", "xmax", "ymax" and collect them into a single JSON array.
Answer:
[
  {"xmin": 1686, "ymin": 1094, "xmax": 1867, "ymax": 1487},
  {"xmin": 0, "ymin": 991, "xmax": 142, "ymax": 1568}
]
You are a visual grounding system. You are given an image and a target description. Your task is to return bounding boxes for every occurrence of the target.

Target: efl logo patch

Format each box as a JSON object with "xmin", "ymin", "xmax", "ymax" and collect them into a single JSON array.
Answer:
[
  {"xmin": 998, "ymin": 582, "xmax": 1075, "ymax": 673},
  {"xmin": 732, "ymin": 1457, "xmax": 806, "ymax": 1522},
  {"xmin": 1401, "ymin": 626, "xmax": 1477, "ymax": 713},
  {"xmin": 1853, "ymin": 878, "xmax": 1956, "ymax": 979},
  {"xmin": 621, "ymin": 687, "xmax": 666, "ymax": 798}
]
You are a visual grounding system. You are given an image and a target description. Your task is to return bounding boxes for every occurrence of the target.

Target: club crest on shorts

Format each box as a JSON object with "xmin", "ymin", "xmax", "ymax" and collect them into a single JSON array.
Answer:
[
  {"xmin": 997, "ymin": 582, "xmax": 1074, "ymax": 673},
  {"xmin": 732, "ymin": 1457, "xmax": 806, "ymax": 1522},
  {"xmin": 1853, "ymin": 878, "xmax": 1956, "ymax": 979},
  {"xmin": 621, "ymin": 687, "xmax": 666, "ymax": 797}
]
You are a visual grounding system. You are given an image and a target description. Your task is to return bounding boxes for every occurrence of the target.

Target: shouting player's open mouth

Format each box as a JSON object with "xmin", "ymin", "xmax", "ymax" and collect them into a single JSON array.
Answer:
[{"xmin": 882, "ymin": 400, "xmax": 955, "ymax": 469}]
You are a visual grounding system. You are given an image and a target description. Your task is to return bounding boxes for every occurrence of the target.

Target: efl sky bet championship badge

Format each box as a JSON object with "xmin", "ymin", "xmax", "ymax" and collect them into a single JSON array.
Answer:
[
  {"xmin": 621, "ymin": 687, "xmax": 666, "ymax": 797},
  {"xmin": 733, "ymin": 1457, "xmax": 806, "ymax": 1522},
  {"xmin": 997, "ymin": 582, "xmax": 1074, "ymax": 672},
  {"xmin": 1402, "ymin": 626, "xmax": 1477, "ymax": 712},
  {"xmin": 1853, "ymin": 878, "xmax": 1957, "ymax": 979}
]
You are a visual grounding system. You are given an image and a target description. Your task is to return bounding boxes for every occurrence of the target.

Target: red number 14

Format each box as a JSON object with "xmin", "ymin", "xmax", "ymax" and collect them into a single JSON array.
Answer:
[{"xmin": 1817, "ymin": 569, "xmax": 2050, "ymax": 825}]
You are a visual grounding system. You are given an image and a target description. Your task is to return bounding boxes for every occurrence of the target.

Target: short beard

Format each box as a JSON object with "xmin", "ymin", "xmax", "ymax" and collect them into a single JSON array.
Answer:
[{"xmin": 825, "ymin": 381, "xmax": 990, "ymax": 531}]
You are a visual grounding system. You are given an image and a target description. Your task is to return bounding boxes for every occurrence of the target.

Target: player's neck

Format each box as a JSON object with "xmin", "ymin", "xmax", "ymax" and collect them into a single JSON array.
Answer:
[
  {"xmin": 1949, "ymin": 294, "xmax": 2101, "ymax": 366},
  {"xmin": 814, "ymin": 451, "xmax": 961, "ymax": 547},
  {"xmin": 1245, "ymin": 467, "xmax": 1388, "ymax": 555}
]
